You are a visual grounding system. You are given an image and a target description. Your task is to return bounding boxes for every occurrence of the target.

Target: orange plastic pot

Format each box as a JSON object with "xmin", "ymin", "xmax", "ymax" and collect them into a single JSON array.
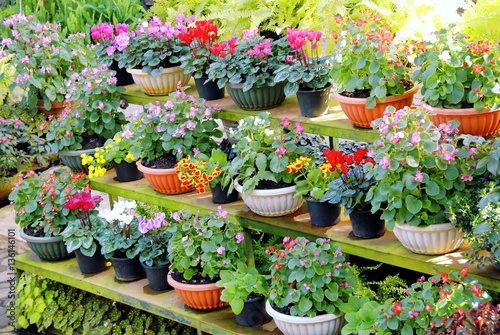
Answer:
[
  {"xmin": 427, "ymin": 105, "xmax": 500, "ymax": 138},
  {"xmin": 36, "ymin": 99, "xmax": 66, "ymax": 117},
  {"xmin": 167, "ymin": 274, "xmax": 227, "ymax": 310},
  {"xmin": 334, "ymin": 84, "xmax": 419, "ymax": 128},
  {"xmin": 137, "ymin": 160, "xmax": 193, "ymax": 195}
]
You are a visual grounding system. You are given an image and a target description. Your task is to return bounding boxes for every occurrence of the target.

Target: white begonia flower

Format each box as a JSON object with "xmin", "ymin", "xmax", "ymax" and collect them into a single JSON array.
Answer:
[
  {"xmin": 427, "ymin": 33, "xmax": 437, "ymax": 44},
  {"xmin": 464, "ymin": 55, "xmax": 471, "ymax": 65},
  {"xmin": 264, "ymin": 129, "xmax": 274, "ymax": 137},
  {"xmin": 438, "ymin": 50, "xmax": 451, "ymax": 63},
  {"xmin": 335, "ymin": 54, "xmax": 343, "ymax": 63},
  {"xmin": 339, "ymin": 40, "xmax": 346, "ymax": 48},
  {"xmin": 340, "ymin": 30, "xmax": 347, "ymax": 37},
  {"xmin": 492, "ymin": 83, "xmax": 500, "ymax": 94}
]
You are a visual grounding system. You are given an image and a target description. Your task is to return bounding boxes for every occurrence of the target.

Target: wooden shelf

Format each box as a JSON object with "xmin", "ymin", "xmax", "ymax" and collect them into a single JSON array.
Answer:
[
  {"xmin": 122, "ymin": 83, "xmax": 380, "ymax": 143},
  {"xmin": 90, "ymin": 171, "xmax": 500, "ymax": 293},
  {"xmin": 15, "ymin": 252, "xmax": 281, "ymax": 335}
]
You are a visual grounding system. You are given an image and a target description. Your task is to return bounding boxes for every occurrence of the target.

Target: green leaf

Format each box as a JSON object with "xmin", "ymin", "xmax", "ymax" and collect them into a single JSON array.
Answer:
[
  {"xmin": 405, "ymin": 194, "xmax": 422, "ymax": 214},
  {"xmin": 354, "ymin": 57, "xmax": 367, "ymax": 70},
  {"xmin": 425, "ymin": 180, "xmax": 439, "ymax": 196},
  {"xmin": 298, "ymin": 297, "xmax": 312, "ymax": 312}
]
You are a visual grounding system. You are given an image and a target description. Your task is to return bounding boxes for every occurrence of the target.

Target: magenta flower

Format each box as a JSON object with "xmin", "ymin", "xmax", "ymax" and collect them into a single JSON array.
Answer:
[
  {"xmin": 410, "ymin": 132, "xmax": 421, "ymax": 145},
  {"xmin": 414, "ymin": 170, "xmax": 423, "ymax": 183},
  {"xmin": 235, "ymin": 232, "xmax": 245, "ymax": 244},
  {"xmin": 380, "ymin": 156, "xmax": 391, "ymax": 169},
  {"xmin": 294, "ymin": 122, "xmax": 304, "ymax": 135},
  {"xmin": 275, "ymin": 145, "xmax": 287, "ymax": 158},
  {"xmin": 280, "ymin": 117, "xmax": 291, "ymax": 127},
  {"xmin": 216, "ymin": 246, "xmax": 225, "ymax": 255}
]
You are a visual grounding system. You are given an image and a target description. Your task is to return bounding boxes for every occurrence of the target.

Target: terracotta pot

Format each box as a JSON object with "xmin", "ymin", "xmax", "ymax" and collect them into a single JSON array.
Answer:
[
  {"xmin": 127, "ymin": 66, "xmax": 191, "ymax": 96},
  {"xmin": 393, "ymin": 222, "xmax": 464, "ymax": 255},
  {"xmin": 36, "ymin": 99, "xmax": 66, "ymax": 117},
  {"xmin": 334, "ymin": 84, "xmax": 419, "ymax": 128},
  {"xmin": 167, "ymin": 274, "xmax": 227, "ymax": 310},
  {"xmin": 427, "ymin": 105, "xmax": 500, "ymax": 138},
  {"xmin": 137, "ymin": 160, "xmax": 193, "ymax": 195},
  {"xmin": 265, "ymin": 300, "xmax": 344, "ymax": 335}
]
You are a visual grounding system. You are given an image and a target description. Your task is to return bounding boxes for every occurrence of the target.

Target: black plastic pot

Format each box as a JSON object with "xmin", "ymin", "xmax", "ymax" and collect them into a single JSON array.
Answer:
[
  {"xmin": 210, "ymin": 182, "xmax": 239, "ymax": 204},
  {"xmin": 114, "ymin": 160, "xmax": 143, "ymax": 182},
  {"xmin": 305, "ymin": 198, "xmax": 341, "ymax": 227},
  {"xmin": 74, "ymin": 248, "xmax": 107, "ymax": 274},
  {"xmin": 349, "ymin": 207, "xmax": 385, "ymax": 239},
  {"xmin": 296, "ymin": 84, "xmax": 331, "ymax": 118},
  {"xmin": 194, "ymin": 76, "xmax": 225, "ymax": 100},
  {"xmin": 109, "ymin": 61, "xmax": 134, "ymax": 86},
  {"xmin": 110, "ymin": 255, "xmax": 143, "ymax": 282},
  {"xmin": 142, "ymin": 263, "xmax": 172, "ymax": 291},
  {"xmin": 234, "ymin": 296, "xmax": 271, "ymax": 327}
]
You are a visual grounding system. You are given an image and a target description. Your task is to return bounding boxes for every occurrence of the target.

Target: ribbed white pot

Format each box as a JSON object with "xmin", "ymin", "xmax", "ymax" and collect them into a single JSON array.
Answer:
[
  {"xmin": 265, "ymin": 301, "xmax": 344, "ymax": 335},
  {"xmin": 393, "ymin": 222, "xmax": 464, "ymax": 255},
  {"xmin": 234, "ymin": 180, "xmax": 302, "ymax": 217},
  {"xmin": 127, "ymin": 66, "xmax": 191, "ymax": 95}
]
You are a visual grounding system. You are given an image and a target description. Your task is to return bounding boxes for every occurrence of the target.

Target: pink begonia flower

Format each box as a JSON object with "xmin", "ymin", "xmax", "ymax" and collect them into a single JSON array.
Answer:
[
  {"xmin": 380, "ymin": 156, "xmax": 391, "ymax": 169},
  {"xmin": 414, "ymin": 170, "xmax": 423, "ymax": 183},
  {"xmin": 217, "ymin": 206, "xmax": 228, "ymax": 219},
  {"xmin": 461, "ymin": 174, "xmax": 473, "ymax": 182},
  {"xmin": 170, "ymin": 212, "xmax": 180, "ymax": 221},
  {"xmin": 280, "ymin": 117, "xmax": 290, "ymax": 127},
  {"xmin": 295, "ymin": 122, "xmax": 304, "ymax": 135},
  {"xmin": 216, "ymin": 246, "xmax": 225, "ymax": 255},
  {"xmin": 275, "ymin": 146, "xmax": 286, "ymax": 158},
  {"xmin": 235, "ymin": 233, "xmax": 244, "ymax": 244},
  {"xmin": 410, "ymin": 132, "xmax": 421, "ymax": 145}
]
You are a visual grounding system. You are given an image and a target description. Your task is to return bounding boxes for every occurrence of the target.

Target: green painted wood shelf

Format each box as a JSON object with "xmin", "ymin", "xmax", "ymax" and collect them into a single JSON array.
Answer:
[
  {"xmin": 90, "ymin": 171, "xmax": 500, "ymax": 293},
  {"xmin": 15, "ymin": 252, "xmax": 281, "ymax": 335},
  {"xmin": 122, "ymin": 83, "xmax": 380, "ymax": 143}
]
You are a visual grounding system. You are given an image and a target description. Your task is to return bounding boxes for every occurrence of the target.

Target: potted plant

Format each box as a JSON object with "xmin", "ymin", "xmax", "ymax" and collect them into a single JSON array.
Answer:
[
  {"xmin": 45, "ymin": 64, "xmax": 128, "ymax": 173},
  {"xmin": 329, "ymin": 9, "xmax": 417, "ymax": 128},
  {"xmin": 175, "ymin": 139, "xmax": 238, "ymax": 203},
  {"xmin": 340, "ymin": 268, "xmax": 498, "ymax": 335},
  {"xmin": 178, "ymin": 18, "xmax": 225, "ymax": 100},
  {"xmin": 108, "ymin": 15, "xmax": 192, "ymax": 95},
  {"xmin": 206, "ymin": 28, "xmax": 292, "ymax": 110},
  {"xmin": 266, "ymin": 236, "xmax": 357, "ymax": 335},
  {"xmin": 3, "ymin": 14, "xmax": 91, "ymax": 114},
  {"xmin": 97, "ymin": 199, "xmax": 142, "ymax": 281},
  {"xmin": 412, "ymin": 26, "xmax": 500, "ymax": 137},
  {"xmin": 128, "ymin": 88, "xmax": 223, "ymax": 194},
  {"xmin": 166, "ymin": 206, "xmax": 248, "ymax": 310},
  {"xmin": 216, "ymin": 264, "xmax": 271, "ymax": 327},
  {"xmin": 90, "ymin": 22, "xmax": 135, "ymax": 86},
  {"xmin": 366, "ymin": 105, "xmax": 486, "ymax": 255},
  {"xmin": 59, "ymin": 191, "xmax": 107, "ymax": 274},
  {"xmin": 8, "ymin": 167, "xmax": 91, "ymax": 261},
  {"xmin": 81, "ymin": 125, "xmax": 143, "ymax": 182},
  {"xmin": 227, "ymin": 112, "xmax": 308, "ymax": 216},
  {"xmin": 320, "ymin": 145, "xmax": 383, "ymax": 238},
  {"xmin": 274, "ymin": 28, "xmax": 332, "ymax": 117},
  {"xmin": 135, "ymin": 207, "xmax": 172, "ymax": 290}
]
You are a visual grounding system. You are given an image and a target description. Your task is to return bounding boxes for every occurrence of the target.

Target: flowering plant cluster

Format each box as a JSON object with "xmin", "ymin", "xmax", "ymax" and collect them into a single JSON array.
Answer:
[
  {"xmin": 206, "ymin": 28, "xmax": 292, "ymax": 91},
  {"xmin": 60, "ymin": 191, "xmax": 105, "ymax": 257},
  {"xmin": 90, "ymin": 22, "xmax": 131, "ymax": 66},
  {"xmin": 45, "ymin": 64, "xmax": 128, "ymax": 152},
  {"xmin": 108, "ymin": 15, "xmax": 191, "ymax": 77},
  {"xmin": 178, "ymin": 19, "xmax": 220, "ymax": 78},
  {"xmin": 367, "ymin": 106, "xmax": 486, "ymax": 230},
  {"xmin": 8, "ymin": 168, "xmax": 90, "ymax": 236},
  {"xmin": 267, "ymin": 236, "xmax": 356, "ymax": 317},
  {"xmin": 97, "ymin": 200, "xmax": 142, "ymax": 258},
  {"xmin": 274, "ymin": 28, "xmax": 331, "ymax": 95},
  {"xmin": 135, "ymin": 209, "xmax": 171, "ymax": 267},
  {"xmin": 167, "ymin": 206, "xmax": 247, "ymax": 282},
  {"xmin": 81, "ymin": 126, "xmax": 138, "ymax": 179},
  {"xmin": 412, "ymin": 26, "xmax": 500, "ymax": 111},
  {"xmin": 330, "ymin": 10, "xmax": 412, "ymax": 108},
  {"xmin": 2, "ymin": 14, "xmax": 91, "ymax": 109},
  {"xmin": 340, "ymin": 268, "xmax": 496, "ymax": 335},
  {"xmin": 128, "ymin": 88, "xmax": 223, "ymax": 165},
  {"xmin": 227, "ymin": 112, "xmax": 307, "ymax": 194},
  {"xmin": 320, "ymin": 147, "xmax": 376, "ymax": 215}
]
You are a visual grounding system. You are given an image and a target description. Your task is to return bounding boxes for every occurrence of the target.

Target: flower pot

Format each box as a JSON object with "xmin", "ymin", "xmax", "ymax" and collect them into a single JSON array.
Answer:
[
  {"xmin": 114, "ymin": 160, "xmax": 143, "ymax": 182},
  {"xmin": 393, "ymin": 222, "xmax": 464, "ymax": 255},
  {"xmin": 305, "ymin": 198, "xmax": 341, "ymax": 227},
  {"xmin": 142, "ymin": 263, "xmax": 171, "ymax": 291},
  {"xmin": 427, "ymin": 105, "xmax": 500, "ymax": 137},
  {"xmin": 167, "ymin": 274, "xmax": 227, "ymax": 310},
  {"xmin": 296, "ymin": 84, "xmax": 332, "ymax": 118},
  {"xmin": 109, "ymin": 61, "xmax": 134, "ymax": 86},
  {"xmin": 234, "ymin": 180, "xmax": 303, "ymax": 217},
  {"xmin": 127, "ymin": 66, "xmax": 191, "ymax": 96},
  {"xmin": 225, "ymin": 82, "xmax": 286, "ymax": 110},
  {"xmin": 265, "ymin": 300, "xmax": 344, "ymax": 335},
  {"xmin": 137, "ymin": 160, "xmax": 194, "ymax": 195},
  {"xmin": 210, "ymin": 182, "xmax": 239, "ymax": 204},
  {"xmin": 349, "ymin": 207, "xmax": 385, "ymax": 239},
  {"xmin": 36, "ymin": 99, "xmax": 66, "ymax": 117},
  {"xmin": 334, "ymin": 84, "xmax": 419, "ymax": 128},
  {"xmin": 110, "ymin": 255, "xmax": 143, "ymax": 282},
  {"xmin": 234, "ymin": 296, "xmax": 271, "ymax": 327},
  {"xmin": 493, "ymin": 259, "xmax": 500, "ymax": 272},
  {"xmin": 58, "ymin": 148, "xmax": 97, "ymax": 174},
  {"xmin": 74, "ymin": 248, "xmax": 107, "ymax": 274},
  {"xmin": 20, "ymin": 229, "xmax": 73, "ymax": 261},
  {"xmin": 194, "ymin": 76, "xmax": 225, "ymax": 100}
]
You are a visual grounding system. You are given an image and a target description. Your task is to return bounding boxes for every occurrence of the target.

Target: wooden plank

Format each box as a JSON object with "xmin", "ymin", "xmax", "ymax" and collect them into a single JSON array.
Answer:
[
  {"xmin": 121, "ymin": 84, "xmax": 379, "ymax": 143},
  {"xmin": 15, "ymin": 252, "xmax": 281, "ymax": 335},
  {"xmin": 90, "ymin": 172, "xmax": 500, "ymax": 293}
]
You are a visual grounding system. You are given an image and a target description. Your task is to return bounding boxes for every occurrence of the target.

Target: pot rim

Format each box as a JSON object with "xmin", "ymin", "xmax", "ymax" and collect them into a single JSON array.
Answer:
[
  {"xmin": 394, "ymin": 222, "xmax": 457, "ymax": 232},
  {"xmin": 425, "ymin": 104, "xmax": 495, "ymax": 115},
  {"xmin": 126, "ymin": 66, "xmax": 184, "ymax": 75},
  {"xmin": 167, "ymin": 274, "xmax": 220, "ymax": 291},
  {"xmin": 137, "ymin": 160, "xmax": 177, "ymax": 175},
  {"xmin": 225, "ymin": 81, "xmax": 285, "ymax": 90},
  {"xmin": 58, "ymin": 147, "xmax": 98, "ymax": 157},
  {"xmin": 265, "ymin": 300, "xmax": 343, "ymax": 324},
  {"xmin": 333, "ymin": 83, "xmax": 419, "ymax": 105},
  {"xmin": 19, "ymin": 228, "xmax": 63, "ymax": 243},
  {"xmin": 234, "ymin": 178, "xmax": 297, "ymax": 196}
]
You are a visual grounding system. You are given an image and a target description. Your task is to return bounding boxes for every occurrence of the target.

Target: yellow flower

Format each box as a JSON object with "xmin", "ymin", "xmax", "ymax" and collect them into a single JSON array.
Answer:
[
  {"xmin": 125, "ymin": 152, "xmax": 136, "ymax": 161},
  {"xmin": 115, "ymin": 137, "xmax": 121, "ymax": 143}
]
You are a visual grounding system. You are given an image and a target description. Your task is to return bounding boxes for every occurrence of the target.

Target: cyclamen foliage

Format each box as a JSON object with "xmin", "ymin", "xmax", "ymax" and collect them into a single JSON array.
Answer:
[{"xmin": 136, "ymin": 211, "xmax": 171, "ymax": 267}]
